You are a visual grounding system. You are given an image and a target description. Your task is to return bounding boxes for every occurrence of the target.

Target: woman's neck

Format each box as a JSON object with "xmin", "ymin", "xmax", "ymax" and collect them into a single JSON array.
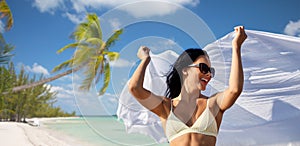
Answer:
[
  {"xmin": 179, "ymin": 86, "xmax": 200, "ymax": 103},
  {"xmin": 172, "ymin": 88, "xmax": 201, "ymax": 124}
]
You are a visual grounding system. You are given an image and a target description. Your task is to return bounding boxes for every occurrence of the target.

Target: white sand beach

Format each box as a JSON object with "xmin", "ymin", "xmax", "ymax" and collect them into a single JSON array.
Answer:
[{"xmin": 0, "ymin": 118, "xmax": 88, "ymax": 146}]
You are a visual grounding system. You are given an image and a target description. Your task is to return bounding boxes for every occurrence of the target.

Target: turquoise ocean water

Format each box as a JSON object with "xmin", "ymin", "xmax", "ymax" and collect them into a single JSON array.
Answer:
[{"xmin": 42, "ymin": 117, "xmax": 168, "ymax": 146}]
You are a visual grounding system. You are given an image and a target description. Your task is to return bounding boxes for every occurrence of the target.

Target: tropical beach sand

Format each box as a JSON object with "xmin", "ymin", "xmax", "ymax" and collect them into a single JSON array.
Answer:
[{"xmin": 0, "ymin": 120, "xmax": 88, "ymax": 146}]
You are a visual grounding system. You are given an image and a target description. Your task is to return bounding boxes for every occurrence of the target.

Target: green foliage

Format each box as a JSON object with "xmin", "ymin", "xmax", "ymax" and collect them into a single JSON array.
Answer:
[
  {"xmin": 51, "ymin": 58, "xmax": 74, "ymax": 73},
  {"xmin": 105, "ymin": 29, "xmax": 123, "ymax": 51},
  {"xmin": 0, "ymin": 33, "xmax": 14, "ymax": 65},
  {"xmin": 0, "ymin": 64, "xmax": 75, "ymax": 121},
  {"xmin": 99, "ymin": 63, "xmax": 110, "ymax": 95}
]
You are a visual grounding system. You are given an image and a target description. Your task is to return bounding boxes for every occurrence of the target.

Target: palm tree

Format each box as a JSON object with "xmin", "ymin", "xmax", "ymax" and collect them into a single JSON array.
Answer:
[
  {"xmin": 11, "ymin": 13, "xmax": 123, "ymax": 95},
  {"xmin": 1, "ymin": 63, "xmax": 74, "ymax": 121}
]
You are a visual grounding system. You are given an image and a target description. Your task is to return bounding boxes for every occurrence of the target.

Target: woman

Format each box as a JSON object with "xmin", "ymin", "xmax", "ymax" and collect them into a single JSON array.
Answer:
[{"xmin": 128, "ymin": 26, "xmax": 247, "ymax": 146}]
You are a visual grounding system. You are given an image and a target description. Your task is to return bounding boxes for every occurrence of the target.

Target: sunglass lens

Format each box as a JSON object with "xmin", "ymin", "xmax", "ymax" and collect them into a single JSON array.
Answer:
[
  {"xmin": 199, "ymin": 63, "xmax": 209, "ymax": 74},
  {"xmin": 199, "ymin": 63, "xmax": 215, "ymax": 77}
]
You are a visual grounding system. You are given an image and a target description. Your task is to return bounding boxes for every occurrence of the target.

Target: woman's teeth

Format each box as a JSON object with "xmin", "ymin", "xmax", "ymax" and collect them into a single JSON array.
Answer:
[{"xmin": 201, "ymin": 78, "xmax": 208, "ymax": 83}]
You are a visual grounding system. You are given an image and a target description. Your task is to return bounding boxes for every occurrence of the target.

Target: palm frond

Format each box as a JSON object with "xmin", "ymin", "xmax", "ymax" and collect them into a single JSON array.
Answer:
[
  {"xmin": 72, "ymin": 14, "xmax": 101, "ymax": 42},
  {"xmin": 0, "ymin": 53, "xmax": 12, "ymax": 64},
  {"xmin": 94, "ymin": 56, "xmax": 104, "ymax": 84},
  {"xmin": 104, "ymin": 51, "xmax": 119, "ymax": 61},
  {"xmin": 0, "ymin": 0, "xmax": 13, "ymax": 31},
  {"xmin": 0, "ymin": 32, "xmax": 6, "ymax": 44},
  {"xmin": 85, "ymin": 37, "xmax": 103, "ymax": 46},
  {"xmin": 72, "ymin": 23, "xmax": 89, "ymax": 41},
  {"xmin": 87, "ymin": 13, "xmax": 102, "ymax": 40},
  {"xmin": 88, "ymin": 22, "xmax": 101, "ymax": 40},
  {"xmin": 79, "ymin": 61, "xmax": 97, "ymax": 91},
  {"xmin": 0, "ymin": 33, "xmax": 14, "ymax": 64},
  {"xmin": 3, "ymin": 43, "xmax": 14, "ymax": 54},
  {"xmin": 73, "ymin": 45, "xmax": 96, "ymax": 67},
  {"xmin": 104, "ymin": 29, "xmax": 123, "ymax": 51},
  {"xmin": 56, "ymin": 42, "xmax": 80, "ymax": 54},
  {"xmin": 51, "ymin": 59, "xmax": 74, "ymax": 73},
  {"xmin": 99, "ymin": 63, "xmax": 110, "ymax": 95},
  {"xmin": 93, "ymin": 55, "xmax": 104, "ymax": 80}
]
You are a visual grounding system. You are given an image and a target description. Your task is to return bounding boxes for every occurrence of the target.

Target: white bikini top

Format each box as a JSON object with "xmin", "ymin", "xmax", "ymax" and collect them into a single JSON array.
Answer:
[{"xmin": 165, "ymin": 98, "xmax": 218, "ymax": 142}]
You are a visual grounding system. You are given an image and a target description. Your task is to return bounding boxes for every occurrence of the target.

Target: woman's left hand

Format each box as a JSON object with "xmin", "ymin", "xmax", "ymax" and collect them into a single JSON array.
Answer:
[
  {"xmin": 137, "ymin": 46, "xmax": 150, "ymax": 60},
  {"xmin": 232, "ymin": 26, "xmax": 247, "ymax": 50}
]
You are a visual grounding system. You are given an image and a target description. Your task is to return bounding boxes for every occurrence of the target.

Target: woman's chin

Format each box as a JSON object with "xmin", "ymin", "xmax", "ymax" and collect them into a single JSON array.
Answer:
[{"xmin": 199, "ymin": 85, "xmax": 206, "ymax": 91}]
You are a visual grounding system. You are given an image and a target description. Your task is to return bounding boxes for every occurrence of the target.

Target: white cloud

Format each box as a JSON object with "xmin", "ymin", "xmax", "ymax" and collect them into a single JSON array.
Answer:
[
  {"xmin": 55, "ymin": 89, "xmax": 74, "ymax": 99},
  {"xmin": 49, "ymin": 83, "xmax": 76, "ymax": 99},
  {"xmin": 108, "ymin": 18, "xmax": 121, "ymax": 30},
  {"xmin": 31, "ymin": 0, "xmax": 200, "ymax": 23},
  {"xmin": 117, "ymin": 1, "xmax": 179, "ymax": 18},
  {"xmin": 110, "ymin": 58, "xmax": 134, "ymax": 68},
  {"xmin": 149, "ymin": 39, "xmax": 178, "ymax": 51},
  {"xmin": 162, "ymin": 39, "xmax": 177, "ymax": 46},
  {"xmin": 63, "ymin": 12, "xmax": 84, "ymax": 24},
  {"xmin": 50, "ymin": 85, "xmax": 66, "ymax": 93},
  {"xmin": 24, "ymin": 63, "xmax": 50, "ymax": 75},
  {"xmin": 47, "ymin": 83, "xmax": 79, "ymax": 113},
  {"xmin": 98, "ymin": 92, "xmax": 119, "ymax": 115},
  {"xmin": 70, "ymin": 0, "xmax": 199, "ymax": 17},
  {"xmin": 70, "ymin": 0, "xmax": 199, "ymax": 13},
  {"xmin": 284, "ymin": 20, "xmax": 300, "ymax": 37},
  {"xmin": 32, "ymin": 0, "xmax": 64, "ymax": 14}
]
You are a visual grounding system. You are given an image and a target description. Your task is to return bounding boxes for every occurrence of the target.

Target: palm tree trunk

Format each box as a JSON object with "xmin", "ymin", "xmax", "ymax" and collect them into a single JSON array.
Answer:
[
  {"xmin": 7, "ymin": 66, "xmax": 82, "ymax": 93},
  {"xmin": 12, "ymin": 69, "xmax": 72, "ymax": 92}
]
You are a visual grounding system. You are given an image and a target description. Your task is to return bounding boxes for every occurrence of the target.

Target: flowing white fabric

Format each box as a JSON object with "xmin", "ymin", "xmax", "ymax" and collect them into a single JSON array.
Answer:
[
  {"xmin": 117, "ymin": 30, "xmax": 300, "ymax": 145},
  {"xmin": 117, "ymin": 50, "xmax": 178, "ymax": 143}
]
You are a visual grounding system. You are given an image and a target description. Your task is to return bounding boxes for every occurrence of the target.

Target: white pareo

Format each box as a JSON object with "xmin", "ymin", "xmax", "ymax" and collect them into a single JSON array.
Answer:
[
  {"xmin": 117, "ymin": 50, "xmax": 178, "ymax": 143},
  {"xmin": 117, "ymin": 30, "xmax": 300, "ymax": 145}
]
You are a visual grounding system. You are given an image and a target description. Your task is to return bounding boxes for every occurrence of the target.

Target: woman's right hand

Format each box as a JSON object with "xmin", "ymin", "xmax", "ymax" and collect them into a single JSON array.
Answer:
[{"xmin": 137, "ymin": 46, "xmax": 150, "ymax": 60}]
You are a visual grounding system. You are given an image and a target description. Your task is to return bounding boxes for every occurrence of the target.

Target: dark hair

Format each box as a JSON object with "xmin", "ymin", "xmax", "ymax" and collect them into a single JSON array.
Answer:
[{"xmin": 165, "ymin": 48, "xmax": 208, "ymax": 99}]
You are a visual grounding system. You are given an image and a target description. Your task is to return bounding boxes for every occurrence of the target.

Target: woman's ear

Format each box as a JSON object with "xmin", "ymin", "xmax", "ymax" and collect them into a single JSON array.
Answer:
[{"xmin": 182, "ymin": 68, "xmax": 188, "ymax": 75}]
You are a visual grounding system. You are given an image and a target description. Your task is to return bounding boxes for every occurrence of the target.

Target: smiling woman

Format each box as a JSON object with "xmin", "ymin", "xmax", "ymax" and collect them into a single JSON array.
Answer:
[
  {"xmin": 118, "ymin": 29, "xmax": 300, "ymax": 146},
  {"xmin": 126, "ymin": 26, "xmax": 246, "ymax": 146}
]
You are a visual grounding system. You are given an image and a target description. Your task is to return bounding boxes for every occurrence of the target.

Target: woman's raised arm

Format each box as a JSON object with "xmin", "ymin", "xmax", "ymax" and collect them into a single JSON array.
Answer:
[
  {"xmin": 217, "ymin": 26, "xmax": 247, "ymax": 111},
  {"xmin": 128, "ymin": 46, "xmax": 168, "ymax": 118}
]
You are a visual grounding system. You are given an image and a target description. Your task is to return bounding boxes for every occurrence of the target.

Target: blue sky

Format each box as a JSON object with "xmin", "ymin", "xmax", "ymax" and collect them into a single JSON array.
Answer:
[{"xmin": 3, "ymin": 0, "xmax": 300, "ymax": 115}]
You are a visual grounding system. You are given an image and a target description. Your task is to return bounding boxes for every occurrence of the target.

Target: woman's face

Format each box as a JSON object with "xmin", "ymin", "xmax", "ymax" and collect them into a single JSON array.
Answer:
[{"xmin": 184, "ymin": 55, "xmax": 212, "ymax": 91}]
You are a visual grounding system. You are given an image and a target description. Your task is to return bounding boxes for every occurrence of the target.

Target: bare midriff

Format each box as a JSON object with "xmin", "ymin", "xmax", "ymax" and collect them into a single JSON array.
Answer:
[{"xmin": 170, "ymin": 133, "xmax": 216, "ymax": 146}]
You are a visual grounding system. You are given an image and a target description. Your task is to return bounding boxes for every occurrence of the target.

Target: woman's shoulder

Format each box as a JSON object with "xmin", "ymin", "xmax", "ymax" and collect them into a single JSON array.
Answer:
[
  {"xmin": 209, "ymin": 92, "xmax": 224, "ymax": 100},
  {"xmin": 162, "ymin": 97, "xmax": 172, "ymax": 107},
  {"xmin": 157, "ymin": 97, "xmax": 172, "ymax": 119},
  {"xmin": 208, "ymin": 92, "xmax": 224, "ymax": 106},
  {"xmin": 207, "ymin": 92, "xmax": 224, "ymax": 114}
]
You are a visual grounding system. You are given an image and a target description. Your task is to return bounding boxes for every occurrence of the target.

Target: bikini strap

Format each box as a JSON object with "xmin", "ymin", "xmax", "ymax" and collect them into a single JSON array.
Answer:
[{"xmin": 206, "ymin": 98, "xmax": 210, "ymax": 109}]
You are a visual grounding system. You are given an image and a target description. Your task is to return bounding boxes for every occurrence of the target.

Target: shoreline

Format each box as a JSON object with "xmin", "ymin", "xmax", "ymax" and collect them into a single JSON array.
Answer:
[
  {"xmin": 0, "ymin": 117, "xmax": 91, "ymax": 146},
  {"xmin": 1, "ymin": 117, "xmax": 166, "ymax": 146}
]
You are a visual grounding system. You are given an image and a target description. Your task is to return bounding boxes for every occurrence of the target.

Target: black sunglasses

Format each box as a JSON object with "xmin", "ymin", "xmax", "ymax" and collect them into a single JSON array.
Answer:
[{"xmin": 188, "ymin": 63, "xmax": 215, "ymax": 77}]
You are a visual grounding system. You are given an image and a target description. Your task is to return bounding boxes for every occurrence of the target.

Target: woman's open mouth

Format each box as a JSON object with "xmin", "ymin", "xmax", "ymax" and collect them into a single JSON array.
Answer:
[{"xmin": 200, "ymin": 78, "xmax": 209, "ymax": 85}]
